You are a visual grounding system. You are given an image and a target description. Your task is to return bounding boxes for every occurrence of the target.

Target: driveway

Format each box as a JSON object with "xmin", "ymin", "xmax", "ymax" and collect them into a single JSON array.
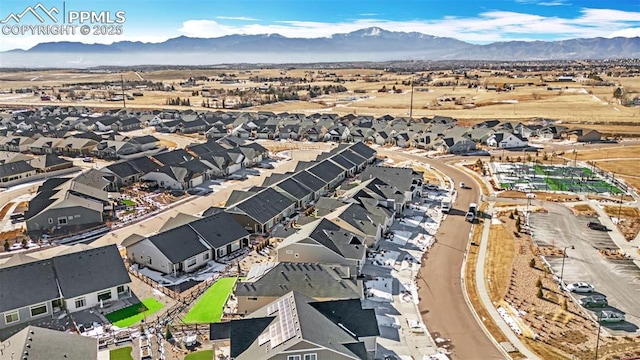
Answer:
[
  {"xmin": 378, "ymin": 149, "xmax": 504, "ymax": 360},
  {"xmin": 529, "ymin": 203, "xmax": 640, "ymax": 335}
]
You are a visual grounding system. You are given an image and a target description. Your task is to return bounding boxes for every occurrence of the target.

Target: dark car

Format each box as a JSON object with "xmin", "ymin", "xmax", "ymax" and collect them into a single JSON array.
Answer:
[
  {"xmin": 579, "ymin": 295, "xmax": 608, "ymax": 308},
  {"xmin": 587, "ymin": 221, "xmax": 609, "ymax": 231}
]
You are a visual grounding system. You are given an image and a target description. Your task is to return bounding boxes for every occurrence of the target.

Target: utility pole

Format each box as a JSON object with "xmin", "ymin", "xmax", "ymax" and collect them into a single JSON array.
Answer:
[
  {"xmin": 618, "ymin": 190, "xmax": 624, "ymax": 221},
  {"xmin": 409, "ymin": 77, "xmax": 414, "ymax": 121},
  {"xmin": 121, "ymin": 75, "xmax": 126, "ymax": 108}
]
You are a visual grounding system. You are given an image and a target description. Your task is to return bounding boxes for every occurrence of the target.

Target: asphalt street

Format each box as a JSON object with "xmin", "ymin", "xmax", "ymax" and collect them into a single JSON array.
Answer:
[{"xmin": 378, "ymin": 149, "xmax": 505, "ymax": 360}]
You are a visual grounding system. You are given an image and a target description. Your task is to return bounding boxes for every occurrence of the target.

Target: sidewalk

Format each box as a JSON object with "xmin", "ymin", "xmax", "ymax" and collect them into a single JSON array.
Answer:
[
  {"xmin": 589, "ymin": 201, "xmax": 640, "ymax": 263},
  {"xmin": 476, "ymin": 202, "xmax": 541, "ymax": 360}
]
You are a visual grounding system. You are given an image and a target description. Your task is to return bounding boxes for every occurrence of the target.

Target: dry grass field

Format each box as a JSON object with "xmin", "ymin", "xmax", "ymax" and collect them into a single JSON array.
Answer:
[
  {"xmin": 570, "ymin": 204, "xmax": 598, "ymax": 217},
  {"xmin": 2, "ymin": 69, "xmax": 640, "ymax": 136},
  {"xmin": 570, "ymin": 146, "xmax": 640, "ymax": 191},
  {"xmin": 485, "ymin": 224, "xmax": 516, "ymax": 303},
  {"xmin": 603, "ymin": 206, "xmax": 640, "ymax": 241}
]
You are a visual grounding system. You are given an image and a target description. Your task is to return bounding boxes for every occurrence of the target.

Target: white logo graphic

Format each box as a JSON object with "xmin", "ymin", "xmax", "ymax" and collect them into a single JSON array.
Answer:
[{"xmin": 1, "ymin": 2, "xmax": 59, "ymax": 24}]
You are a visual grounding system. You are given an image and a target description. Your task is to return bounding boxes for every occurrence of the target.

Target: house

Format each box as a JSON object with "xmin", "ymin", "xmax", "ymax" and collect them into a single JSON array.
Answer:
[
  {"xmin": 124, "ymin": 212, "xmax": 250, "ymax": 275},
  {"xmin": 209, "ymin": 291, "xmax": 378, "ymax": 360},
  {"xmin": 28, "ymin": 136, "xmax": 63, "ymax": 154},
  {"xmin": 103, "ymin": 161, "xmax": 142, "ymax": 190},
  {"xmin": 0, "ymin": 160, "xmax": 37, "ymax": 183},
  {"xmin": 28, "ymin": 154, "xmax": 74, "ymax": 173},
  {"xmin": 235, "ymin": 262, "xmax": 363, "ymax": 315},
  {"xmin": 94, "ymin": 140, "xmax": 139, "ymax": 158},
  {"xmin": 566, "ymin": 128, "xmax": 602, "ymax": 143},
  {"xmin": 486, "ymin": 132, "xmax": 528, "ymax": 148},
  {"xmin": 129, "ymin": 135, "xmax": 159, "ymax": 151},
  {"xmin": 358, "ymin": 166, "xmax": 422, "ymax": 205},
  {"xmin": 433, "ymin": 136, "xmax": 476, "ymax": 154},
  {"xmin": 54, "ymin": 137, "xmax": 98, "ymax": 156},
  {"xmin": 225, "ymin": 187, "xmax": 297, "ymax": 233},
  {"xmin": 25, "ymin": 178, "xmax": 110, "ymax": 234},
  {"xmin": 114, "ymin": 117, "xmax": 141, "ymax": 132},
  {"xmin": 0, "ymin": 244, "xmax": 131, "ymax": 331},
  {"xmin": 276, "ymin": 218, "xmax": 367, "ymax": 275},
  {"xmin": 0, "ymin": 325, "xmax": 98, "ymax": 357}
]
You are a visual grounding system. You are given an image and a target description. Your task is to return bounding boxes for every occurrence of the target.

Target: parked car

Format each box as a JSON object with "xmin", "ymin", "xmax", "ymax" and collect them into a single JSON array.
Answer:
[
  {"xmin": 587, "ymin": 221, "xmax": 609, "ymax": 231},
  {"xmin": 598, "ymin": 310, "xmax": 625, "ymax": 323},
  {"xmin": 187, "ymin": 187, "xmax": 213, "ymax": 196},
  {"xmin": 423, "ymin": 184, "xmax": 439, "ymax": 191},
  {"xmin": 258, "ymin": 162, "xmax": 275, "ymax": 169},
  {"xmin": 579, "ymin": 295, "xmax": 608, "ymax": 308},
  {"xmin": 82, "ymin": 157, "xmax": 94, "ymax": 163},
  {"xmin": 567, "ymin": 282, "xmax": 595, "ymax": 293},
  {"xmin": 459, "ymin": 182, "xmax": 470, "ymax": 189}
]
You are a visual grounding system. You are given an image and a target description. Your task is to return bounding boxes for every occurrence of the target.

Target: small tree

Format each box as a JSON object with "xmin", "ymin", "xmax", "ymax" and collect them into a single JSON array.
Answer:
[
  {"xmin": 536, "ymin": 277, "xmax": 542, "ymax": 288},
  {"xmin": 509, "ymin": 212, "xmax": 514, "ymax": 219},
  {"xmin": 537, "ymin": 287, "xmax": 544, "ymax": 299},
  {"xmin": 21, "ymin": 238, "xmax": 28, "ymax": 248},
  {"xmin": 513, "ymin": 208, "xmax": 518, "ymax": 216},
  {"xmin": 515, "ymin": 216, "xmax": 521, "ymax": 227},
  {"xmin": 516, "ymin": 222, "xmax": 521, "ymax": 233},
  {"xmin": 165, "ymin": 326, "xmax": 173, "ymax": 341},
  {"xmin": 561, "ymin": 298, "xmax": 568, "ymax": 311},
  {"xmin": 3, "ymin": 240, "xmax": 9, "ymax": 252},
  {"xmin": 529, "ymin": 258, "xmax": 536, "ymax": 268}
]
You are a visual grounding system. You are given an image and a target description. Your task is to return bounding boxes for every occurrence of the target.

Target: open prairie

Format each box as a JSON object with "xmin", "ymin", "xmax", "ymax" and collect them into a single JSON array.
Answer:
[{"xmin": 1, "ymin": 68, "xmax": 640, "ymax": 135}]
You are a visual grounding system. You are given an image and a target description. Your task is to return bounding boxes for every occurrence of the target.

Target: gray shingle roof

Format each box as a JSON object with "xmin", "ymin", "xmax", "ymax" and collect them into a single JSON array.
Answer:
[
  {"xmin": 147, "ymin": 225, "xmax": 209, "ymax": 263},
  {"xmin": 3, "ymin": 326, "xmax": 98, "ymax": 360},
  {"xmin": 52, "ymin": 244, "xmax": 131, "ymax": 298},
  {"xmin": 235, "ymin": 262, "xmax": 362, "ymax": 299},
  {"xmin": 275, "ymin": 178, "xmax": 313, "ymax": 200},
  {"xmin": 0, "ymin": 259, "xmax": 59, "ymax": 312},
  {"xmin": 189, "ymin": 212, "xmax": 250, "ymax": 249},
  {"xmin": 227, "ymin": 188, "xmax": 295, "ymax": 224},
  {"xmin": 0, "ymin": 160, "xmax": 35, "ymax": 178}
]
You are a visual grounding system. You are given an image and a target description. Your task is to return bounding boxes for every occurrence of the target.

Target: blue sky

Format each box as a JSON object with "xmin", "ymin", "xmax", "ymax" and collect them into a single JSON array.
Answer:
[{"xmin": 1, "ymin": 0, "xmax": 639, "ymax": 50}]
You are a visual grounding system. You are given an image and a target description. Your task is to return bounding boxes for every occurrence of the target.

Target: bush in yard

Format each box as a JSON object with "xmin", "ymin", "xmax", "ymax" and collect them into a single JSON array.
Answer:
[
  {"xmin": 3, "ymin": 240, "xmax": 9, "ymax": 251},
  {"xmin": 561, "ymin": 298, "xmax": 568, "ymax": 311},
  {"xmin": 537, "ymin": 287, "xmax": 544, "ymax": 299},
  {"xmin": 529, "ymin": 258, "xmax": 536, "ymax": 268},
  {"xmin": 516, "ymin": 223, "xmax": 521, "ymax": 233},
  {"xmin": 516, "ymin": 216, "xmax": 521, "ymax": 227},
  {"xmin": 165, "ymin": 326, "xmax": 173, "ymax": 341},
  {"xmin": 513, "ymin": 209, "xmax": 518, "ymax": 216},
  {"xmin": 509, "ymin": 212, "xmax": 514, "ymax": 219},
  {"xmin": 536, "ymin": 277, "xmax": 542, "ymax": 288}
]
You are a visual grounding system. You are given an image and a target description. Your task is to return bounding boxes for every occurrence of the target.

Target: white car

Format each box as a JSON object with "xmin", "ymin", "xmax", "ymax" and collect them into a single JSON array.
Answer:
[
  {"xmin": 598, "ymin": 310, "xmax": 625, "ymax": 323},
  {"xmin": 566, "ymin": 282, "xmax": 595, "ymax": 293}
]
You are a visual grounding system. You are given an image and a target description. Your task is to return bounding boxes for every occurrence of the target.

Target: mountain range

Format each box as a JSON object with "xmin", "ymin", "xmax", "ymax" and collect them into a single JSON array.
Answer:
[{"xmin": 2, "ymin": 27, "xmax": 640, "ymax": 67}]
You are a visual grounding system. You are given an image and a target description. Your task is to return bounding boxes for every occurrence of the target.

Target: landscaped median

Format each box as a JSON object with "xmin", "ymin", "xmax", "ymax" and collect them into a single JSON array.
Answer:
[
  {"xmin": 183, "ymin": 277, "xmax": 238, "ymax": 323},
  {"xmin": 105, "ymin": 298, "xmax": 164, "ymax": 328}
]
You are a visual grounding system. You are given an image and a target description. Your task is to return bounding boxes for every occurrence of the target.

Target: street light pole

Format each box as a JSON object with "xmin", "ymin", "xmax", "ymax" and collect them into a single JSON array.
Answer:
[
  {"xmin": 618, "ymin": 190, "xmax": 624, "ymax": 221},
  {"xmin": 560, "ymin": 245, "xmax": 574, "ymax": 285},
  {"xmin": 594, "ymin": 312, "xmax": 602, "ymax": 360}
]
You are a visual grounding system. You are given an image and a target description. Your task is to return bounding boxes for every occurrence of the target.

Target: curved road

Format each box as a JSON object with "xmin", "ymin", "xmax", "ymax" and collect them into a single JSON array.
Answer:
[{"xmin": 378, "ymin": 149, "xmax": 504, "ymax": 360}]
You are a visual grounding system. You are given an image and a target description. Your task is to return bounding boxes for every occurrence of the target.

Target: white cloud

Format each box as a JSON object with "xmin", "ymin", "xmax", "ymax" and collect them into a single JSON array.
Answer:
[
  {"xmin": 608, "ymin": 28, "xmax": 640, "ymax": 38},
  {"xmin": 359, "ymin": 13, "xmax": 379, "ymax": 16},
  {"xmin": 177, "ymin": 8, "xmax": 640, "ymax": 43},
  {"xmin": 215, "ymin": 16, "xmax": 259, "ymax": 21}
]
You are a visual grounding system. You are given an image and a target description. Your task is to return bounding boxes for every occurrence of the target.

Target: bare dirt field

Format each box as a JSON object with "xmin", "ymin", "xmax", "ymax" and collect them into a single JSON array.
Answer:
[
  {"xmin": 569, "ymin": 204, "xmax": 598, "ymax": 217},
  {"xmin": 602, "ymin": 206, "xmax": 640, "ymax": 242},
  {"xmin": 497, "ymin": 190, "xmax": 580, "ymax": 202}
]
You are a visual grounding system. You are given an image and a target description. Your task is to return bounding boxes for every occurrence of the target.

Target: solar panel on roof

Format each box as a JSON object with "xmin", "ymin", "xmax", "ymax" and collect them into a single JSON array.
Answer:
[{"xmin": 268, "ymin": 297, "xmax": 297, "ymax": 348}]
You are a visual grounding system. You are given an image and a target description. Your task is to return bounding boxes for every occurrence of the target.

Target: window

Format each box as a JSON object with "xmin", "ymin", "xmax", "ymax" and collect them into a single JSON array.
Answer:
[
  {"xmin": 117, "ymin": 285, "xmax": 126, "ymax": 294},
  {"xmin": 287, "ymin": 356, "xmax": 301, "ymax": 360},
  {"xmin": 248, "ymin": 297, "xmax": 258, "ymax": 301},
  {"xmin": 30, "ymin": 303, "xmax": 48, "ymax": 317},
  {"xmin": 304, "ymin": 355, "xmax": 317, "ymax": 360},
  {"xmin": 186, "ymin": 256, "xmax": 197, "ymax": 267},
  {"xmin": 97, "ymin": 290, "xmax": 112, "ymax": 301},
  {"xmin": 75, "ymin": 297, "xmax": 86, "ymax": 309},
  {"xmin": 58, "ymin": 217, "xmax": 67, "ymax": 225},
  {"xmin": 5, "ymin": 311, "xmax": 19, "ymax": 324},
  {"xmin": 203, "ymin": 252, "xmax": 210, "ymax": 261}
]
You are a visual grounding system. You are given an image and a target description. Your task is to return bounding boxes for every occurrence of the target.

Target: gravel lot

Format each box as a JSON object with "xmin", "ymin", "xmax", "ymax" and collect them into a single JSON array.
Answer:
[{"xmin": 529, "ymin": 203, "xmax": 640, "ymax": 335}]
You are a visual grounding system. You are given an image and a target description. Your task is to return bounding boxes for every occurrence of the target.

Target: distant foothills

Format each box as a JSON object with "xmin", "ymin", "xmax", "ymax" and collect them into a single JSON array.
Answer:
[{"xmin": 2, "ymin": 27, "xmax": 640, "ymax": 67}]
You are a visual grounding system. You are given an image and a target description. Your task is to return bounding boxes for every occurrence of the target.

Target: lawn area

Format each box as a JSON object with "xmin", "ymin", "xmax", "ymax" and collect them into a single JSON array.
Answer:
[
  {"xmin": 183, "ymin": 277, "xmax": 238, "ymax": 323},
  {"xmin": 106, "ymin": 298, "xmax": 164, "ymax": 328},
  {"xmin": 121, "ymin": 199, "xmax": 136, "ymax": 206},
  {"xmin": 110, "ymin": 346, "xmax": 133, "ymax": 360},
  {"xmin": 185, "ymin": 350, "xmax": 214, "ymax": 360}
]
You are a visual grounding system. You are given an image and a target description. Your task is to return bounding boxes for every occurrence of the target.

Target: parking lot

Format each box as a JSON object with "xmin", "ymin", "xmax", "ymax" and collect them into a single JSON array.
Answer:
[{"xmin": 529, "ymin": 202, "xmax": 640, "ymax": 335}]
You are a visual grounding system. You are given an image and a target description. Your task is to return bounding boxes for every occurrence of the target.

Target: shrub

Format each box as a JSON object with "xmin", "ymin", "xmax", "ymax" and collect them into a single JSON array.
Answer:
[
  {"xmin": 509, "ymin": 212, "xmax": 514, "ymax": 219},
  {"xmin": 536, "ymin": 277, "xmax": 542, "ymax": 288},
  {"xmin": 529, "ymin": 258, "xmax": 536, "ymax": 268},
  {"xmin": 3, "ymin": 240, "xmax": 9, "ymax": 251},
  {"xmin": 537, "ymin": 287, "xmax": 544, "ymax": 299},
  {"xmin": 561, "ymin": 298, "xmax": 568, "ymax": 311}
]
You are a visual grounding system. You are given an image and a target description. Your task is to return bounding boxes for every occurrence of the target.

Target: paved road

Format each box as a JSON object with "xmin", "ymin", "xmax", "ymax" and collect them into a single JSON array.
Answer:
[
  {"xmin": 529, "ymin": 203, "xmax": 640, "ymax": 335},
  {"xmin": 378, "ymin": 149, "xmax": 504, "ymax": 360}
]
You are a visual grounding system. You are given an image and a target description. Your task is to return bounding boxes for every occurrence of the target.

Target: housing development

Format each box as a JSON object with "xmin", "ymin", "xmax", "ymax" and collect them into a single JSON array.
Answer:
[{"xmin": 2, "ymin": 2, "xmax": 640, "ymax": 360}]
